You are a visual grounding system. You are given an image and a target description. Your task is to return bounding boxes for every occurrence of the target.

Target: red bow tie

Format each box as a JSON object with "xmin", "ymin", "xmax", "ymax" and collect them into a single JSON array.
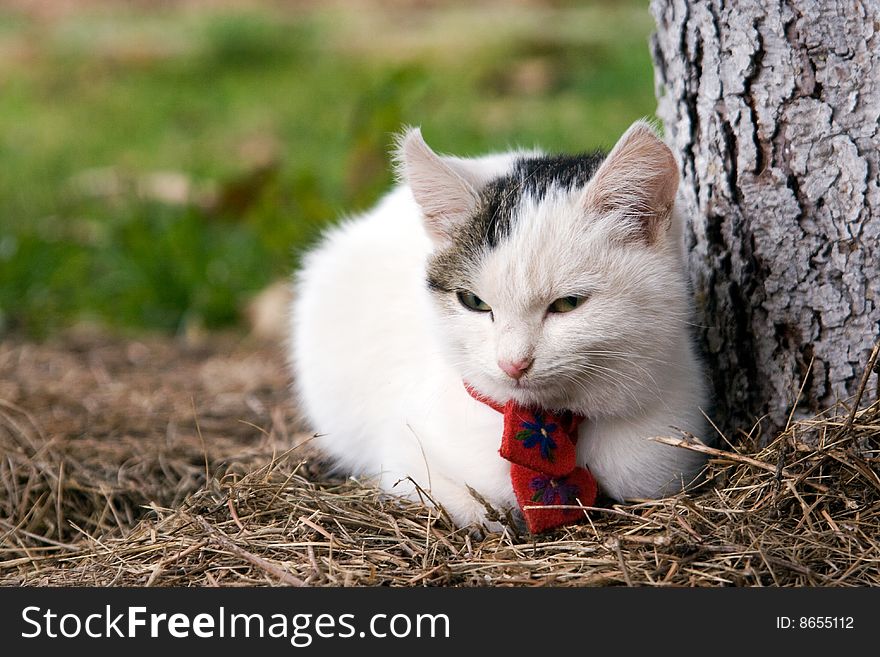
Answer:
[{"xmin": 466, "ymin": 384, "xmax": 598, "ymax": 533}]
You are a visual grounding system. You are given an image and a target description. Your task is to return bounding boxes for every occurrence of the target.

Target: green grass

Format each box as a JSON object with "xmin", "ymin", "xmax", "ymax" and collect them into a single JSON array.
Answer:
[{"xmin": 0, "ymin": 1, "xmax": 656, "ymax": 336}]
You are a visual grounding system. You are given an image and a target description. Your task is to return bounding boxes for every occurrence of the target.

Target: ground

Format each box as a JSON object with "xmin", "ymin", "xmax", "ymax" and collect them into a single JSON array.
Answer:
[{"xmin": 2, "ymin": 330, "xmax": 879, "ymax": 586}]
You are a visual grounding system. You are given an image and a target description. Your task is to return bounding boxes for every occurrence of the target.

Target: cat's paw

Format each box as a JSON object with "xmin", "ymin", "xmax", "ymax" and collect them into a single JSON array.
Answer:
[
  {"xmin": 383, "ymin": 471, "xmax": 515, "ymax": 533},
  {"xmin": 451, "ymin": 484, "xmax": 518, "ymax": 536}
]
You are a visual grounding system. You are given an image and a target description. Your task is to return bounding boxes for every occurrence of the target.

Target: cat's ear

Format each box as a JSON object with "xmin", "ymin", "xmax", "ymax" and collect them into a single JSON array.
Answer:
[
  {"xmin": 395, "ymin": 127, "xmax": 481, "ymax": 246},
  {"xmin": 583, "ymin": 120, "xmax": 679, "ymax": 243}
]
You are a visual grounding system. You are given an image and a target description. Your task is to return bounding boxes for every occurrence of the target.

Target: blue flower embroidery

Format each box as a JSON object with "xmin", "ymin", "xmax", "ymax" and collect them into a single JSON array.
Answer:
[
  {"xmin": 529, "ymin": 475, "xmax": 579, "ymax": 505},
  {"xmin": 515, "ymin": 413, "xmax": 558, "ymax": 461}
]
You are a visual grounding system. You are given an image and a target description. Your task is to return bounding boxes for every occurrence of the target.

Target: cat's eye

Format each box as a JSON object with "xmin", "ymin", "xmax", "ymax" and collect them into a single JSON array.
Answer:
[
  {"xmin": 456, "ymin": 290, "xmax": 492, "ymax": 312},
  {"xmin": 548, "ymin": 295, "xmax": 587, "ymax": 313}
]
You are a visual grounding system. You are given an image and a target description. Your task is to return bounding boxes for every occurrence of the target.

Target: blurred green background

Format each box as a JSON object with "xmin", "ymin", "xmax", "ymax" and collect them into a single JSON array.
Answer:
[{"xmin": 0, "ymin": 0, "xmax": 656, "ymax": 337}]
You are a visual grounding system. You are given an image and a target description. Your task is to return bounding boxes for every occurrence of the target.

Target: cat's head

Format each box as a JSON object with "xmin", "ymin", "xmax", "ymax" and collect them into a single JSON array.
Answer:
[{"xmin": 397, "ymin": 121, "xmax": 688, "ymax": 416}]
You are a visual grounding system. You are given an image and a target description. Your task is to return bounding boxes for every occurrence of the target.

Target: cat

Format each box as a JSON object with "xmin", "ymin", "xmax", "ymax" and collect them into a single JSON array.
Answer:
[{"xmin": 289, "ymin": 120, "xmax": 709, "ymax": 529}]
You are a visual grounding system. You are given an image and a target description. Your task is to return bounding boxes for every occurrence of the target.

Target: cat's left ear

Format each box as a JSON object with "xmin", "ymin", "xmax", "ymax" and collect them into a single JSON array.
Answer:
[
  {"xmin": 395, "ymin": 127, "xmax": 483, "ymax": 247},
  {"xmin": 583, "ymin": 120, "xmax": 679, "ymax": 243}
]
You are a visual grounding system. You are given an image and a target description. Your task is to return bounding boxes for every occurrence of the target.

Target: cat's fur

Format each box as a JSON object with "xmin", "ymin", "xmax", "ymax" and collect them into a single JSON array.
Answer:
[{"xmin": 289, "ymin": 120, "xmax": 709, "ymax": 528}]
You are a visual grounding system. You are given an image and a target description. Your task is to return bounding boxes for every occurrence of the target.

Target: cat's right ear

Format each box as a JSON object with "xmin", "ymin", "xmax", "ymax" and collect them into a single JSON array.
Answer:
[{"xmin": 394, "ymin": 127, "xmax": 480, "ymax": 247}]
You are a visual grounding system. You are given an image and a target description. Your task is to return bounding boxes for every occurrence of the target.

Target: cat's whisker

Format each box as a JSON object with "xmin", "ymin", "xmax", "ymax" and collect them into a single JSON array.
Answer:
[
  {"xmin": 548, "ymin": 365, "xmax": 642, "ymax": 412},
  {"xmin": 576, "ymin": 368, "xmax": 648, "ymax": 413},
  {"xmin": 587, "ymin": 355, "xmax": 665, "ymax": 395}
]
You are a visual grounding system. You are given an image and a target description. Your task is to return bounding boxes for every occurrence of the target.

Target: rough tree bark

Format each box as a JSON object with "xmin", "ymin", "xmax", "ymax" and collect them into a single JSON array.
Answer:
[{"xmin": 650, "ymin": 0, "xmax": 880, "ymax": 435}]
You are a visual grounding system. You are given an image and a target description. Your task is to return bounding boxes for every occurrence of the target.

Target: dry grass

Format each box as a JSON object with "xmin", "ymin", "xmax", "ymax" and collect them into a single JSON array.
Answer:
[{"xmin": 2, "ymin": 330, "xmax": 879, "ymax": 586}]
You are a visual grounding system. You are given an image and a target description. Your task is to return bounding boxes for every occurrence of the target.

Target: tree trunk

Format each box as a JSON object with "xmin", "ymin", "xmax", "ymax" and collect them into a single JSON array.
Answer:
[{"xmin": 650, "ymin": 0, "xmax": 880, "ymax": 436}]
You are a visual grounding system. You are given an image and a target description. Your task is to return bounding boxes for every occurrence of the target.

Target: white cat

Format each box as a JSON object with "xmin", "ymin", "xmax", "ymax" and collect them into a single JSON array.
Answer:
[{"xmin": 289, "ymin": 120, "xmax": 709, "ymax": 529}]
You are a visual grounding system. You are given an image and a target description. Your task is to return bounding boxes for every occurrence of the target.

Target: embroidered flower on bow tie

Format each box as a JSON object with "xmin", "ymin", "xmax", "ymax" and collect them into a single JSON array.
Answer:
[
  {"xmin": 529, "ymin": 474, "xmax": 580, "ymax": 505},
  {"xmin": 515, "ymin": 413, "xmax": 558, "ymax": 461}
]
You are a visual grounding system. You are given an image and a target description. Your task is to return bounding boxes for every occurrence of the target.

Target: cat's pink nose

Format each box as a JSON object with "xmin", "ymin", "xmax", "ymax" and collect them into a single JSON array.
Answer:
[{"xmin": 498, "ymin": 358, "xmax": 533, "ymax": 380}]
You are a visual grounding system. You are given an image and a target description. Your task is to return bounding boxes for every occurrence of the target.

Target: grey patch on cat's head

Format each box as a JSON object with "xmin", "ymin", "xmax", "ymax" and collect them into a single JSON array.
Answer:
[{"xmin": 426, "ymin": 151, "xmax": 607, "ymax": 293}]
